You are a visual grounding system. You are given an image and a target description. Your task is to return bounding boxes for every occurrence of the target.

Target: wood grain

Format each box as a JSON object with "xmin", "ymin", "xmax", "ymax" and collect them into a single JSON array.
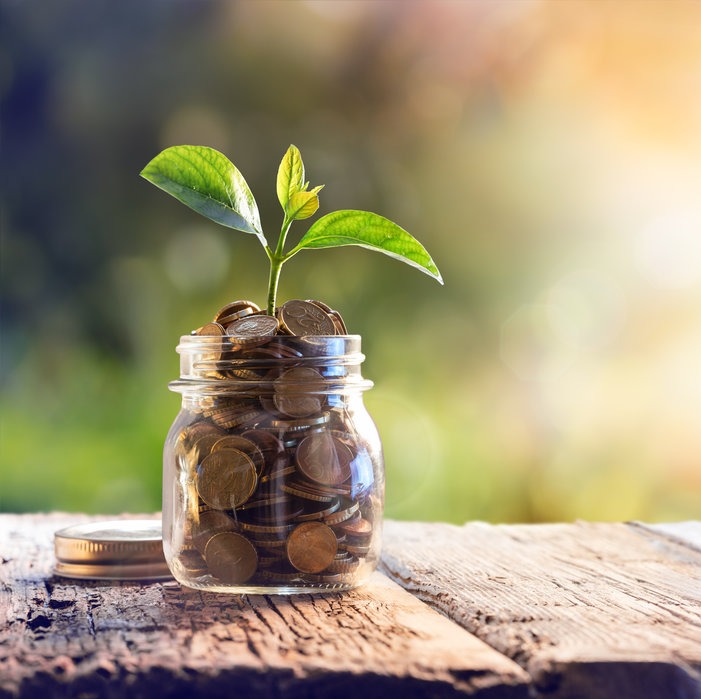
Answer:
[
  {"xmin": 0, "ymin": 514, "xmax": 528, "ymax": 699},
  {"xmin": 381, "ymin": 520, "xmax": 701, "ymax": 699}
]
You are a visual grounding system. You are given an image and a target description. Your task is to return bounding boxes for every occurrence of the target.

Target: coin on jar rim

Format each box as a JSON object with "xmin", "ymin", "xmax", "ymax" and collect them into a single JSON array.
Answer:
[
  {"xmin": 204, "ymin": 531, "xmax": 258, "ymax": 584},
  {"xmin": 286, "ymin": 522, "xmax": 338, "ymax": 574},
  {"xmin": 226, "ymin": 315, "xmax": 280, "ymax": 345},
  {"xmin": 306, "ymin": 300, "xmax": 348, "ymax": 335},
  {"xmin": 194, "ymin": 322, "xmax": 227, "ymax": 336},
  {"xmin": 213, "ymin": 300, "xmax": 261, "ymax": 324},
  {"xmin": 278, "ymin": 299, "xmax": 336, "ymax": 336},
  {"xmin": 196, "ymin": 448, "xmax": 257, "ymax": 510}
]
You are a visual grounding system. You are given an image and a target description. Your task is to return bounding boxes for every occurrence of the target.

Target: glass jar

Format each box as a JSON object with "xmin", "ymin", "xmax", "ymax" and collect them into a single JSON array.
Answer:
[{"xmin": 162, "ymin": 333, "xmax": 384, "ymax": 593}]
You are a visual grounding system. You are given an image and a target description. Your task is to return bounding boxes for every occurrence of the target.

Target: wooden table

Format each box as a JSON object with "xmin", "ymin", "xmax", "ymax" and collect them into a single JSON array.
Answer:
[{"xmin": 1, "ymin": 515, "xmax": 699, "ymax": 698}]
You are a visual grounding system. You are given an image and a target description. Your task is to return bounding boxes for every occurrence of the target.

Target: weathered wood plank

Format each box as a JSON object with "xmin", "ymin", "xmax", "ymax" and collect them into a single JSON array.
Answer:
[
  {"xmin": 381, "ymin": 520, "xmax": 701, "ymax": 699},
  {"xmin": 0, "ymin": 514, "xmax": 528, "ymax": 699}
]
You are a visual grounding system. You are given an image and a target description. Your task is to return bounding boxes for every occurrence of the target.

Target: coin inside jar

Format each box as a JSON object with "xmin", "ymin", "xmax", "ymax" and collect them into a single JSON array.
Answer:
[
  {"xmin": 212, "ymin": 435, "xmax": 266, "ymax": 475},
  {"xmin": 196, "ymin": 448, "xmax": 257, "ymax": 510},
  {"xmin": 273, "ymin": 367, "xmax": 326, "ymax": 417},
  {"xmin": 204, "ymin": 532, "xmax": 258, "ymax": 583},
  {"xmin": 286, "ymin": 521, "xmax": 338, "ymax": 574},
  {"xmin": 296, "ymin": 432, "xmax": 352, "ymax": 485}
]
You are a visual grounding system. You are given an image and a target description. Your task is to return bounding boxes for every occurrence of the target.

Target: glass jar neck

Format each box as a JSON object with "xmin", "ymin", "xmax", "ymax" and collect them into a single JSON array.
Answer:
[{"xmin": 169, "ymin": 334, "xmax": 373, "ymax": 398}]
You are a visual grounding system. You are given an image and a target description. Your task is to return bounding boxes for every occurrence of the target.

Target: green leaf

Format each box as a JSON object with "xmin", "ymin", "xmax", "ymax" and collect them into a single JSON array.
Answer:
[
  {"xmin": 141, "ymin": 145, "xmax": 266, "ymax": 247},
  {"xmin": 292, "ymin": 210, "xmax": 443, "ymax": 283},
  {"xmin": 287, "ymin": 185, "xmax": 324, "ymax": 221},
  {"xmin": 276, "ymin": 144, "xmax": 305, "ymax": 210}
]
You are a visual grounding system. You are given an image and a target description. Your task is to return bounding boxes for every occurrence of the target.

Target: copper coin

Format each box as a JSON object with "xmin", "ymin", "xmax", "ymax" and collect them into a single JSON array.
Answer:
[
  {"xmin": 273, "ymin": 367, "xmax": 326, "ymax": 418},
  {"xmin": 306, "ymin": 299, "xmax": 348, "ymax": 335},
  {"xmin": 213, "ymin": 300, "xmax": 261, "ymax": 324},
  {"xmin": 226, "ymin": 315, "xmax": 279, "ymax": 346},
  {"xmin": 336, "ymin": 516, "xmax": 372, "ymax": 538},
  {"xmin": 278, "ymin": 299, "xmax": 336, "ymax": 336},
  {"xmin": 196, "ymin": 448, "xmax": 257, "ymax": 510},
  {"xmin": 178, "ymin": 548, "xmax": 208, "ymax": 574},
  {"xmin": 280, "ymin": 481, "xmax": 336, "ymax": 503},
  {"xmin": 286, "ymin": 522, "xmax": 338, "ymax": 574},
  {"xmin": 296, "ymin": 433, "xmax": 353, "ymax": 485},
  {"xmin": 192, "ymin": 510, "xmax": 238, "ymax": 553},
  {"xmin": 204, "ymin": 532, "xmax": 258, "ymax": 584},
  {"xmin": 241, "ymin": 430, "xmax": 288, "ymax": 474},
  {"xmin": 195, "ymin": 322, "xmax": 226, "ymax": 336}
]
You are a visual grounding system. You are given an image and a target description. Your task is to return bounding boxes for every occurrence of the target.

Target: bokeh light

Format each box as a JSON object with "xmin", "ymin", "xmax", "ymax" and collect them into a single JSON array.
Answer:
[{"xmin": 2, "ymin": 0, "xmax": 701, "ymax": 522}]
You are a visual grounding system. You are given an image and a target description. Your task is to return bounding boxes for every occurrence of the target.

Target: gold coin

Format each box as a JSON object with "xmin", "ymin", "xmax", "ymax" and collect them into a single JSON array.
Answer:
[
  {"xmin": 296, "ymin": 432, "xmax": 352, "ymax": 485},
  {"xmin": 204, "ymin": 532, "xmax": 258, "ymax": 584},
  {"xmin": 286, "ymin": 522, "xmax": 338, "ymax": 574},
  {"xmin": 278, "ymin": 299, "xmax": 336, "ymax": 336},
  {"xmin": 212, "ymin": 435, "xmax": 265, "ymax": 475},
  {"xmin": 226, "ymin": 315, "xmax": 279, "ymax": 346},
  {"xmin": 273, "ymin": 367, "xmax": 326, "ymax": 418},
  {"xmin": 196, "ymin": 448, "xmax": 257, "ymax": 510}
]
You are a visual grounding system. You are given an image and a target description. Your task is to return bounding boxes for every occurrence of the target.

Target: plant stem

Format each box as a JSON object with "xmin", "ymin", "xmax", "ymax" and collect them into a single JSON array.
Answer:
[
  {"xmin": 266, "ymin": 215, "xmax": 293, "ymax": 315},
  {"xmin": 266, "ymin": 256, "xmax": 283, "ymax": 316}
]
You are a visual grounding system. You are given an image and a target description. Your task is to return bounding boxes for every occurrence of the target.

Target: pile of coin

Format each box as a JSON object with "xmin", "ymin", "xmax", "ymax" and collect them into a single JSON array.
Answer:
[{"xmin": 171, "ymin": 299, "xmax": 379, "ymax": 589}]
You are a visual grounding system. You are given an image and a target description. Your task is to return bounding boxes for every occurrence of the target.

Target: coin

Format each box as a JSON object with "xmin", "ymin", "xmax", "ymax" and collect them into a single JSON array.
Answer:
[
  {"xmin": 280, "ymin": 481, "xmax": 336, "ymax": 503},
  {"xmin": 195, "ymin": 322, "xmax": 227, "ymax": 336},
  {"xmin": 204, "ymin": 532, "xmax": 258, "ymax": 584},
  {"xmin": 240, "ymin": 430, "xmax": 288, "ymax": 474},
  {"xmin": 212, "ymin": 435, "xmax": 265, "ymax": 475},
  {"xmin": 323, "ymin": 500, "xmax": 359, "ymax": 525},
  {"xmin": 178, "ymin": 548, "xmax": 208, "ymax": 575},
  {"xmin": 286, "ymin": 522, "xmax": 338, "ymax": 574},
  {"xmin": 213, "ymin": 300, "xmax": 261, "ymax": 326},
  {"xmin": 306, "ymin": 299, "xmax": 348, "ymax": 335},
  {"xmin": 335, "ymin": 515, "xmax": 373, "ymax": 538},
  {"xmin": 273, "ymin": 367, "xmax": 326, "ymax": 417},
  {"xmin": 294, "ymin": 500, "xmax": 341, "ymax": 522},
  {"xmin": 226, "ymin": 315, "xmax": 280, "ymax": 346},
  {"xmin": 278, "ymin": 299, "xmax": 336, "ymax": 336},
  {"xmin": 296, "ymin": 432, "xmax": 352, "ymax": 485},
  {"xmin": 196, "ymin": 448, "xmax": 257, "ymax": 510},
  {"xmin": 192, "ymin": 510, "xmax": 238, "ymax": 553},
  {"xmin": 192, "ymin": 431, "xmax": 226, "ymax": 465}
]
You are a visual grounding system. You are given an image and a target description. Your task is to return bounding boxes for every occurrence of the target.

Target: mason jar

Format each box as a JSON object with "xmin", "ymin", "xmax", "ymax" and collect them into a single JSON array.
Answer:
[{"xmin": 162, "ymin": 333, "xmax": 384, "ymax": 593}]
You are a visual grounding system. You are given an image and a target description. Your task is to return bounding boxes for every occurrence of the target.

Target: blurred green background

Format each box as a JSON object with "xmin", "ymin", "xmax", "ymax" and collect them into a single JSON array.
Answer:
[{"xmin": 2, "ymin": 0, "xmax": 700, "ymax": 522}]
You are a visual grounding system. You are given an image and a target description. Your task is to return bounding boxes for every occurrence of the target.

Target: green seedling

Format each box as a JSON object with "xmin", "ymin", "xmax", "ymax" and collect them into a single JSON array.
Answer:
[{"xmin": 141, "ymin": 144, "xmax": 442, "ymax": 315}]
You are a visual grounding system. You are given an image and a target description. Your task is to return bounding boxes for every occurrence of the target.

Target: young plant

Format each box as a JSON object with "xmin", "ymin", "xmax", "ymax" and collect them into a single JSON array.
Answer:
[{"xmin": 141, "ymin": 144, "xmax": 442, "ymax": 315}]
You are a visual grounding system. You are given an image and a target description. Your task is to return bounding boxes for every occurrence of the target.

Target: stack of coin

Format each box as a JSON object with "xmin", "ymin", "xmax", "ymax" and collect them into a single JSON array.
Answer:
[{"xmin": 171, "ymin": 299, "xmax": 380, "ymax": 590}]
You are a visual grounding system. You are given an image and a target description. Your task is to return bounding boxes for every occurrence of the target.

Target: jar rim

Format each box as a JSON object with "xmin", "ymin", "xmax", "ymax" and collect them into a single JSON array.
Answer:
[{"xmin": 171, "ymin": 333, "xmax": 372, "ymax": 394}]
